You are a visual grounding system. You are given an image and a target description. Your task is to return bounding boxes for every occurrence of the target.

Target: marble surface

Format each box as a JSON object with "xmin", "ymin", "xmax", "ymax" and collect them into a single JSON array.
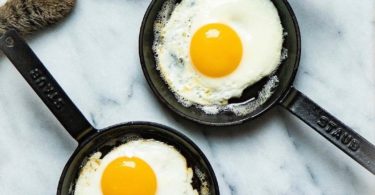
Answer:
[{"xmin": 0, "ymin": 0, "xmax": 374, "ymax": 194}]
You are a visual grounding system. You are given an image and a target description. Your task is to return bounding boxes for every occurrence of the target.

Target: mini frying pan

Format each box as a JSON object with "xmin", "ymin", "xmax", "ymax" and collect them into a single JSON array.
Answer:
[
  {"xmin": 0, "ymin": 30, "xmax": 219, "ymax": 194},
  {"xmin": 139, "ymin": 0, "xmax": 375, "ymax": 174}
]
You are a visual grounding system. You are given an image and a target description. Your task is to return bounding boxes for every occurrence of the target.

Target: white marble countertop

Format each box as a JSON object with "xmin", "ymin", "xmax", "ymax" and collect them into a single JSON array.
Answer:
[{"xmin": 0, "ymin": 0, "xmax": 374, "ymax": 194}]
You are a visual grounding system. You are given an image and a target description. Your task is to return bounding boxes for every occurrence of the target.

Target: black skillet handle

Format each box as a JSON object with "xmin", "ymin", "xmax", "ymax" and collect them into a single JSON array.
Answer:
[
  {"xmin": 280, "ymin": 87, "xmax": 375, "ymax": 174},
  {"xmin": 0, "ymin": 30, "xmax": 94, "ymax": 142}
]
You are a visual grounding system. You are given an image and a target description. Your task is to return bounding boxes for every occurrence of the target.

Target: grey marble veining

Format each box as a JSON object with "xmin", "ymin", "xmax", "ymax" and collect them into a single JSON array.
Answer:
[{"xmin": 0, "ymin": 0, "xmax": 374, "ymax": 194}]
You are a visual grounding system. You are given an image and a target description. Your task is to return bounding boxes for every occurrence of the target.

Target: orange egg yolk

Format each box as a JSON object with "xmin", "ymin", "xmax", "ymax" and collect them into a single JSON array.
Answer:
[
  {"xmin": 101, "ymin": 157, "xmax": 157, "ymax": 195},
  {"xmin": 190, "ymin": 23, "xmax": 243, "ymax": 78}
]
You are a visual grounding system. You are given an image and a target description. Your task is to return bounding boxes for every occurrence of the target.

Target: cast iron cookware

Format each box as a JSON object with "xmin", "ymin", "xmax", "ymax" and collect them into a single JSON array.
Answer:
[
  {"xmin": 139, "ymin": 0, "xmax": 375, "ymax": 174},
  {"xmin": 0, "ymin": 30, "xmax": 219, "ymax": 194}
]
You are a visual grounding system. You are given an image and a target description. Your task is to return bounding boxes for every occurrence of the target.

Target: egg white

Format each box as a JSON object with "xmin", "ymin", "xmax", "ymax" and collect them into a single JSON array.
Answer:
[
  {"xmin": 153, "ymin": 0, "xmax": 283, "ymax": 106},
  {"xmin": 74, "ymin": 139, "xmax": 198, "ymax": 195}
]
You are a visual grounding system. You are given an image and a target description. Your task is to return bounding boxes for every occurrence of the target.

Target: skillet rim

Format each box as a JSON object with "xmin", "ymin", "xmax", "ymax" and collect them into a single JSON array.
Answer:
[
  {"xmin": 57, "ymin": 121, "xmax": 220, "ymax": 194},
  {"xmin": 139, "ymin": 0, "xmax": 301, "ymax": 126}
]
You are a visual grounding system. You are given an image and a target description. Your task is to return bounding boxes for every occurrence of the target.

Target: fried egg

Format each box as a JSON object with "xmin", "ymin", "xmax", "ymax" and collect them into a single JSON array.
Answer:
[
  {"xmin": 153, "ymin": 0, "xmax": 283, "ymax": 106},
  {"xmin": 74, "ymin": 139, "xmax": 199, "ymax": 195}
]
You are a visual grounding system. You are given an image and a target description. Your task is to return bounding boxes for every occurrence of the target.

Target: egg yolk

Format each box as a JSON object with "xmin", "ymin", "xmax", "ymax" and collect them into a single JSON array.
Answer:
[
  {"xmin": 101, "ymin": 157, "xmax": 157, "ymax": 195},
  {"xmin": 190, "ymin": 23, "xmax": 243, "ymax": 78}
]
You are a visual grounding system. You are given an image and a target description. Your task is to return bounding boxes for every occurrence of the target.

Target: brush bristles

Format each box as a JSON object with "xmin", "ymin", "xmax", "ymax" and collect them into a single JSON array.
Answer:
[{"xmin": 0, "ymin": 0, "xmax": 75, "ymax": 35}]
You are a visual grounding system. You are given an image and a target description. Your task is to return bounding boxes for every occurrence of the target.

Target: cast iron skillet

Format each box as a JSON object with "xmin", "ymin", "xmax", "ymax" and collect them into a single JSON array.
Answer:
[
  {"xmin": 139, "ymin": 0, "xmax": 375, "ymax": 174},
  {"xmin": 0, "ymin": 30, "xmax": 219, "ymax": 194}
]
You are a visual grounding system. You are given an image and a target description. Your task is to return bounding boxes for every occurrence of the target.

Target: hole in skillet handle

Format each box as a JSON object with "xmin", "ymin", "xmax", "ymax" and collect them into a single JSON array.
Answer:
[{"xmin": 4, "ymin": 36, "xmax": 15, "ymax": 48}]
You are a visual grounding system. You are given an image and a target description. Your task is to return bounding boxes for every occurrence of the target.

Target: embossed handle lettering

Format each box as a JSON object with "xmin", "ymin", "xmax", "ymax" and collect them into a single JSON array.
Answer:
[
  {"xmin": 317, "ymin": 116, "xmax": 360, "ymax": 152},
  {"xmin": 280, "ymin": 87, "xmax": 375, "ymax": 175},
  {"xmin": 0, "ymin": 30, "xmax": 95, "ymax": 142},
  {"xmin": 30, "ymin": 68, "xmax": 66, "ymax": 110}
]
